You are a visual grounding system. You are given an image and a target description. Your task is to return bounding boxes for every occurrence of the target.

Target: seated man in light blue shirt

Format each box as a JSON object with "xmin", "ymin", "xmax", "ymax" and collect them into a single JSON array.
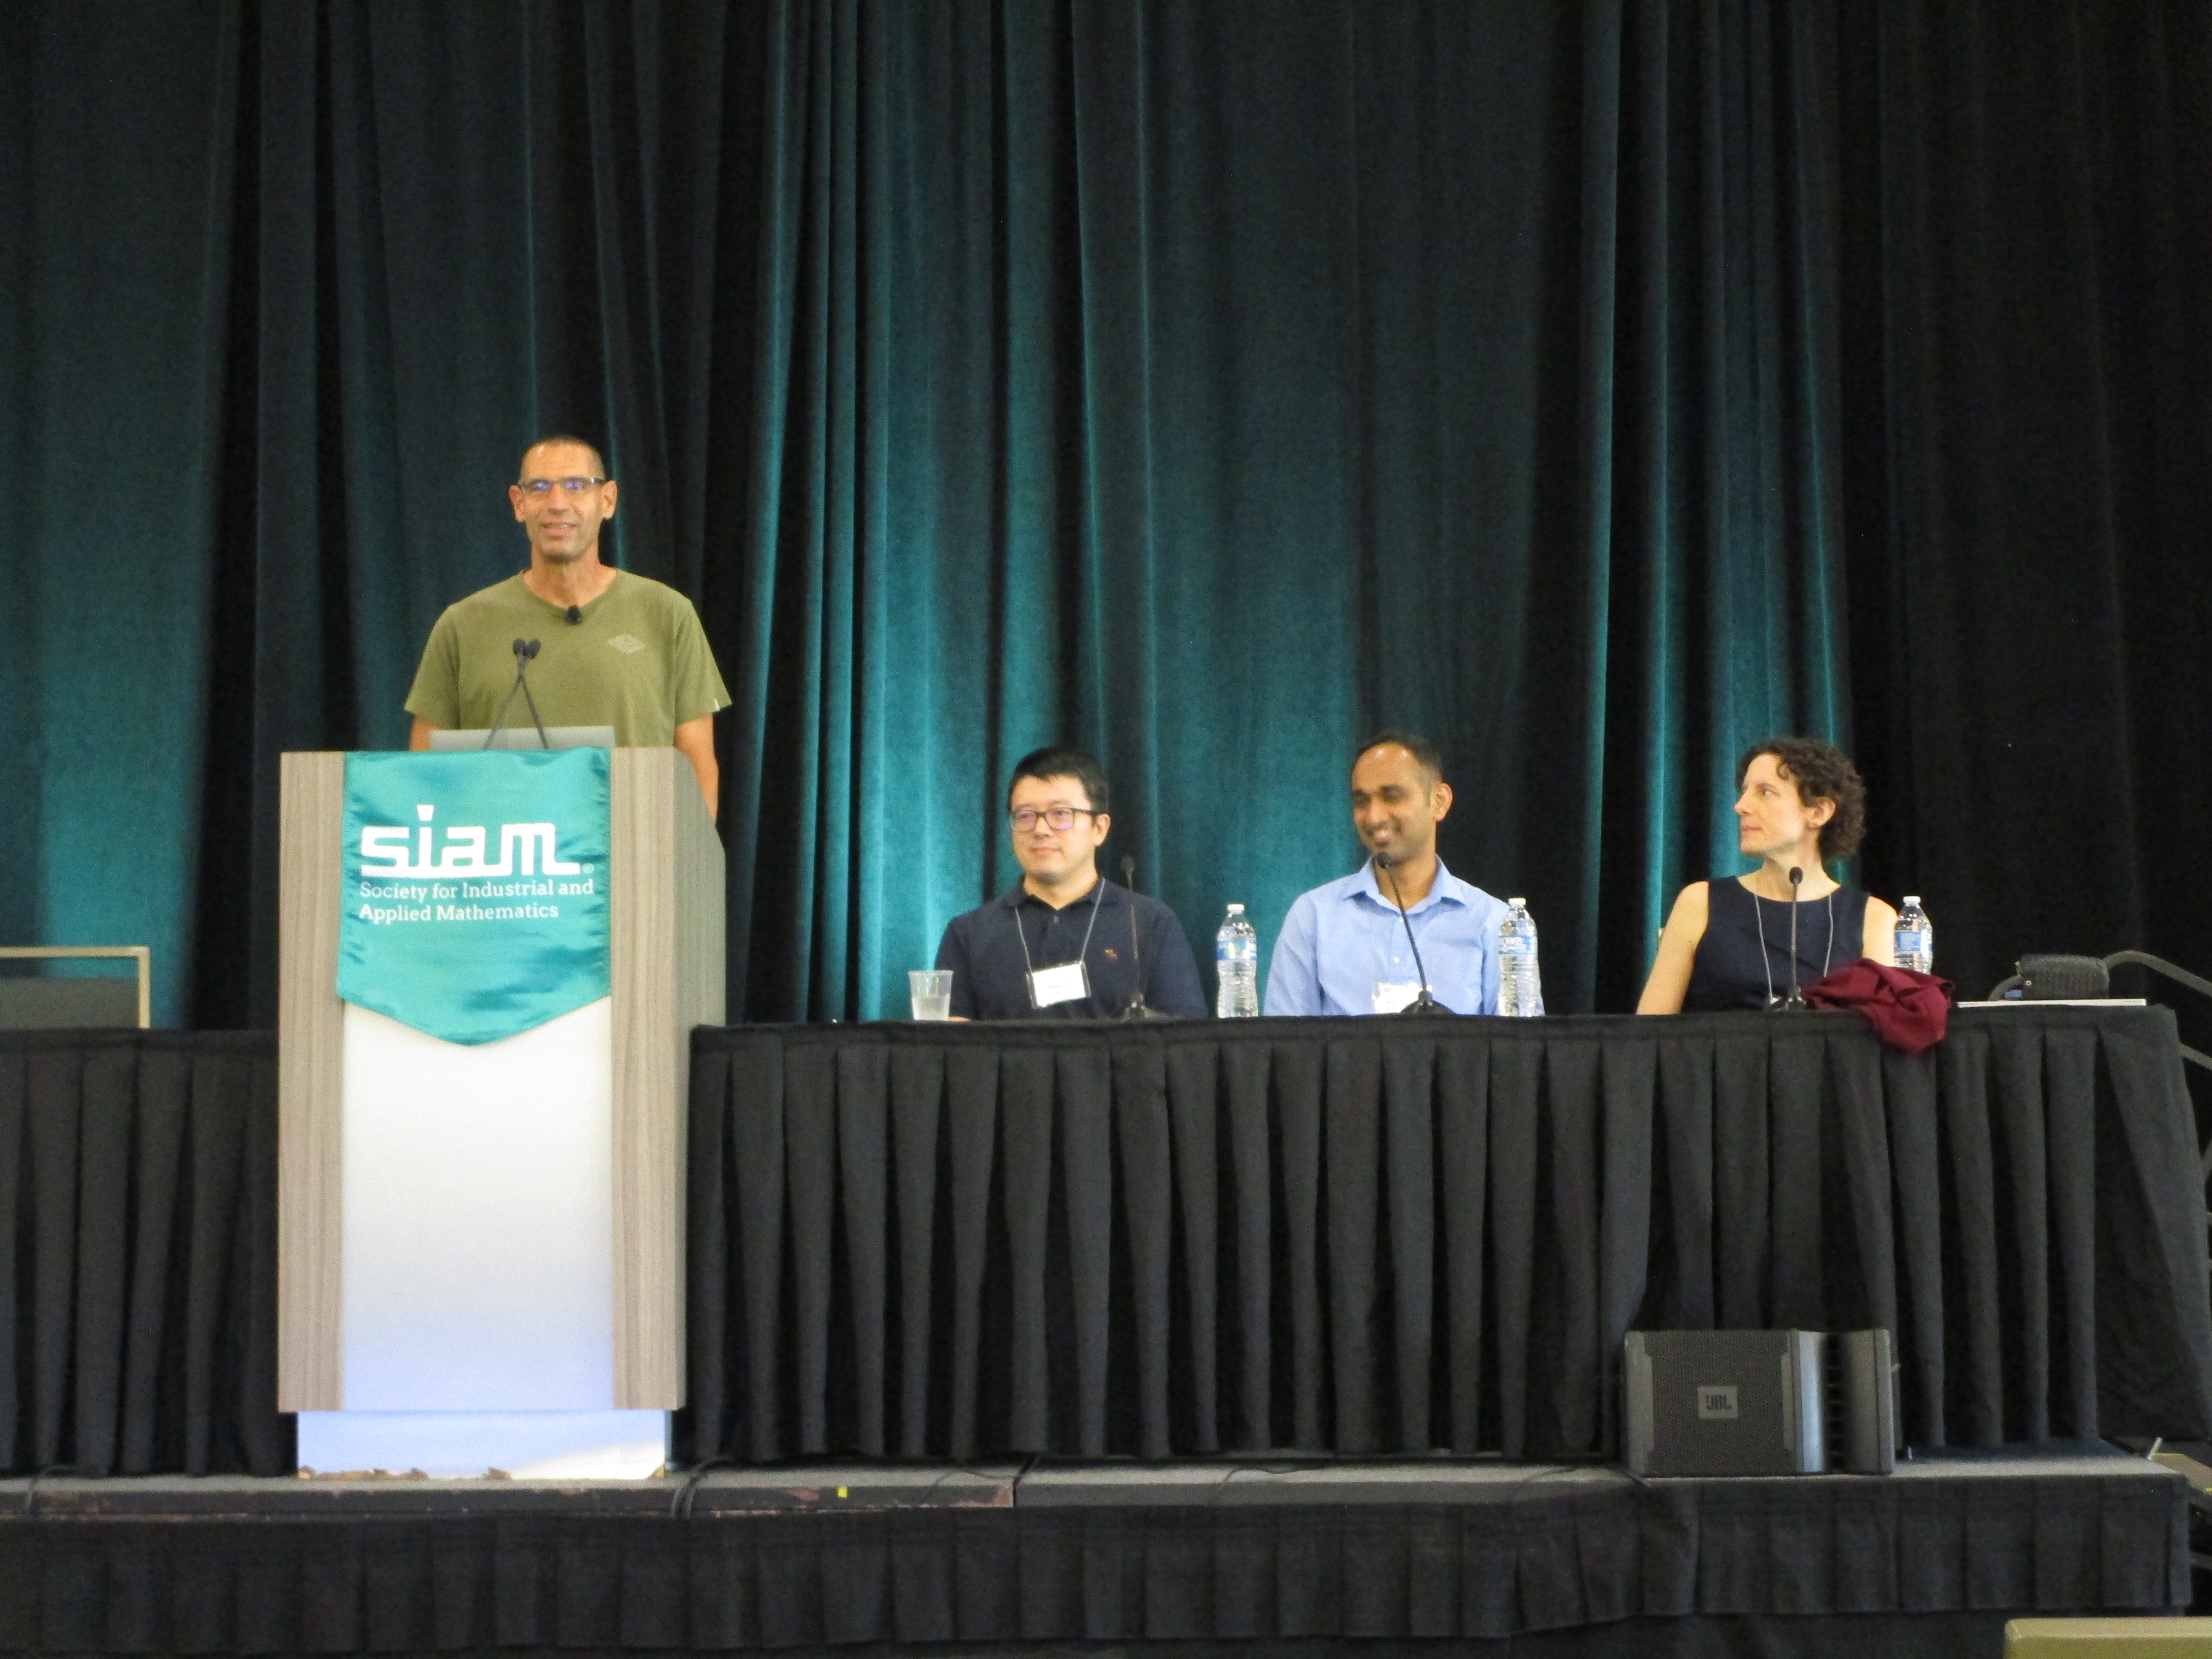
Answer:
[{"xmin": 1264, "ymin": 730, "xmax": 1510, "ymax": 1016}]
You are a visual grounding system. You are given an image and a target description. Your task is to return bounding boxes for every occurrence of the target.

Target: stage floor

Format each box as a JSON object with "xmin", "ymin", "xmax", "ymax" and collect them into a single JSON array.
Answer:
[{"xmin": 0, "ymin": 1444, "xmax": 2189, "ymax": 1657}]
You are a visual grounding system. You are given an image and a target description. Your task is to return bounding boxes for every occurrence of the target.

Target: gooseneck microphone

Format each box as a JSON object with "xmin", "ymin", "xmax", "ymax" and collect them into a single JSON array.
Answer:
[
  {"xmin": 1780, "ymin": 865, "xmax": 1808, "ymax": 1011},
  {"xmin": 1377, "ymin": 853, "xmax": 1455, "ymax": 1016},
  {"xmin": 482, "ymin": 638, "xmax": 551, "ymax": 750},
  {"xmin": 1116, "ymin": 855, "xmax": 1169, "ymax": 1021}
]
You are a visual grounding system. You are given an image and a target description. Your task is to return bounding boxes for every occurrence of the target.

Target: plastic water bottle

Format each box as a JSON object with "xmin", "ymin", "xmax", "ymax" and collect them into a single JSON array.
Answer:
[
  {"xmin": 1497, "ymin": 897, "xmax": 1544, "ymax": 1017},
  {"xmin": 1216, "ymin": 904, "xmax": 1260, "ymax": 1018},
  {"xmin": 1894, "ymin": 896, "xmax": 1933, "ymax": 974}
]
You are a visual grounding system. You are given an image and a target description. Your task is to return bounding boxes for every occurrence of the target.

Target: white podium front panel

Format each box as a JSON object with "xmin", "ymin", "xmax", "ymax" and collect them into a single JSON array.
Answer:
[{"xmin": 340, "ymin": 996, "xmax": 616, "ymax": 1409}]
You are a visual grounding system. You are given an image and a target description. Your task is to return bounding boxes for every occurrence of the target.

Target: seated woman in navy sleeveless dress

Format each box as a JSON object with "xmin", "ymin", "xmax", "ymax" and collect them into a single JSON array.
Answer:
[{"xmin": 1637, "ymin": 737, "xmax": 1900, "ymax": 1013}]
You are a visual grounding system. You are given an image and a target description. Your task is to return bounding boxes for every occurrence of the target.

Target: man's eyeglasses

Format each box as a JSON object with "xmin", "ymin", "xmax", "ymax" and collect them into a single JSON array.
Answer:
[
  {"xmin": 1009, "ymin": 806, "xmax": 1098, "ymax": 833},
  {"xmin": 517, "ymin": 477, "xmax": 608, "ymax": 497}
]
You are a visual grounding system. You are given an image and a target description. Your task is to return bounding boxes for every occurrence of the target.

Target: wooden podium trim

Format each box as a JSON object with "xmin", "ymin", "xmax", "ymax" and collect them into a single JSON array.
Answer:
[
  {"xmin": 277, "ymin": 751, "xmax": 346, "ymax": 1411},
  {"xmin": 609, "ymin": 748, "xmax": 724, "ymax": 1407}
]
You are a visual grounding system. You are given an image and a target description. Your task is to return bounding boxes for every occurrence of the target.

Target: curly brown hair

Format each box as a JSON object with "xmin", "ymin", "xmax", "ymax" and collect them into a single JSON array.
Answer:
[{"xmin": 1737, "ymin": 736, "xmax": 1866, "ymax": 862}]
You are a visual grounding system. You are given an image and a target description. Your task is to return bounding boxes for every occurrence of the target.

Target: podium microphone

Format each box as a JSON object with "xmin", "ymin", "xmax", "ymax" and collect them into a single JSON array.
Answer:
[
  {"xmin": 1116, "ymin": 854, "xmax": 1169, "ymax": 1021},
  {"xmin": 565, "ymin": 606, "xmax": 583, "ymax": 624},
  {"xmin": 482, "ymin": 638, "xmax": 551, "ymax": 750},
  {"xmin": 1779, "ymin": 865, "xmax": 1808, "ymax": 1012},
  {"xmin": 1377, "ymin": 853, "xmax": 1455, "ymax": 1016}
]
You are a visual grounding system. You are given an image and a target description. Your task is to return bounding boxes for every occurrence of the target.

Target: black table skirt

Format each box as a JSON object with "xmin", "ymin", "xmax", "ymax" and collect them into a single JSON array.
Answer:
[
  {"xmin": 0, "ymin": 1031, "xmax": 288, "ymax": 1477},
  {"xmin": 6, "ymin": 1009, "xmax": 2209, "ymax": 1476},
  {"xmin": 686, "ymin": 1008, "xmax": 2212, "ymax": 1463}
]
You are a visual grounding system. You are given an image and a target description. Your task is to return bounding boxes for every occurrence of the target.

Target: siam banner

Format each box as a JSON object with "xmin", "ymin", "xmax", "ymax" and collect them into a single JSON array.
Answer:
[{"xmin": 338, "ymin": 748, "xmax": 611, "ymax": 1044}]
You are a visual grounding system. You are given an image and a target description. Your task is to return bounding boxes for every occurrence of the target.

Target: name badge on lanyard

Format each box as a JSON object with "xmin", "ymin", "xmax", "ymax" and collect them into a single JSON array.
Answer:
[
  {"xmin": 1371, "ymin": 980, "xmax": 1425, "ymax": 1015},
  {"xmin": 1028, "ymin": 958, "xmax": 1091, "ymax": 1009},
  {"xmin": 1015, "ymin": 881, "xmax": 1107, "ymax": 1012}
]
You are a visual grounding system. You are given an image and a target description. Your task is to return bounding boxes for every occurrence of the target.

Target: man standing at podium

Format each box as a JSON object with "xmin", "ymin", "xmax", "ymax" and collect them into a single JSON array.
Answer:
[{"xmin": 405, "ymin": 435, "xmax": 729, "ymax": 820}]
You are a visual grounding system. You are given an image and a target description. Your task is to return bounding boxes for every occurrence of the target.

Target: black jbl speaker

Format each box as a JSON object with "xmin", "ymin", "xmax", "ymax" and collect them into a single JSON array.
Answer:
[
  {"xmin": 1624, "ymin": 1328, "xmax": 1898, "ymax": 1476},
  {"xmin": 1625, "ymin": 1330, "xmax": 1826, "ymax": 1475}
]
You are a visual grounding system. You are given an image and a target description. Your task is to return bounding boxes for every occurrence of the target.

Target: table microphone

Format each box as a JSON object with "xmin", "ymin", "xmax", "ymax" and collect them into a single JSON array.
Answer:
[
  {"xmin": 482, "ymin": 638, "xmax": 551, "ymax": 750},
  {"xmin": 1377, "ymin": 853, "xmax": 1455, "ymax": 1015},
  {"xmin": 1780, "ymin": 865, "xmax": 1808, "ymax": 1012},
  {"xmin": 1116, "ymin": 855, "xmax": 1169, "ymax": 1020},
  {"xmin": 566, "ymin": 605, "xmax": 583, "ymax": 624}
]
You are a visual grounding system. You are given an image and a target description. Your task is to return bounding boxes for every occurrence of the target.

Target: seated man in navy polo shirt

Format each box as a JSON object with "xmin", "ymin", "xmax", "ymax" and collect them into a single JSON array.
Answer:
[
  {"xmin": 1264, "ymin": 730, "xmax": 1509, "ymax": 1016},
  {"xmin": 935, "ymin": 746, "xmax": 1207, "ymax": 1020}
]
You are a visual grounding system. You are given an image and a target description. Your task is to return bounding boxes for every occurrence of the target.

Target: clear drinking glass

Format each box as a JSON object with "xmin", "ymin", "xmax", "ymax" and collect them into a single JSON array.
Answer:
[{"xmin": 908, "ymin": 969, "xmax": 953, "ymax": 1021}]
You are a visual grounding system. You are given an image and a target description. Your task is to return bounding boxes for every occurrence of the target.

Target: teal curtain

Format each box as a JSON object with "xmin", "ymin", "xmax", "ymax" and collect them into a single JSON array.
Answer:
[
  {"xmin": 726, "ymin": 0, "xmax": 1853, "ymax": 1018},
  {"xmin": 1, "ymin": 1, "xmax": 2205, "ymax": 1024}
]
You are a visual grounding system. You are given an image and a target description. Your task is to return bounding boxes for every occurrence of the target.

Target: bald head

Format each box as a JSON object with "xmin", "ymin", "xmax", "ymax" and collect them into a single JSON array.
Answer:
[
  {"xmin": 520, "ymin": 433, "xmax": 607, "ymax": 480},
  {"xmin": 1350, "ymin": 727, "xmax": 1443, "ymax": 789}
]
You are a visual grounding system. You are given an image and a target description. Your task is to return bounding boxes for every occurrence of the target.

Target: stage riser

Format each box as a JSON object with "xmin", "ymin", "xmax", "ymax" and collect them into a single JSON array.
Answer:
[{"xmin": 0, "ymin": 1474, "xmax": 2185, "ymax": 1654}]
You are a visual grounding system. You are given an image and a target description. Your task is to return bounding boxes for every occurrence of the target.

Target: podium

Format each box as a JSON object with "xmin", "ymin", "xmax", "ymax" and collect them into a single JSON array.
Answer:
[{"xmin": 276, "ymin": 748, "xmax": 722, "ymax": 1477}]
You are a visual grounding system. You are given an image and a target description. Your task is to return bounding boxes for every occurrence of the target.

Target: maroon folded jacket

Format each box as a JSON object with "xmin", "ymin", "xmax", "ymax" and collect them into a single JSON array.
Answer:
[{"xmin": 1803, "ymin": 959, "xmax": 1956, "ymax": 1054}]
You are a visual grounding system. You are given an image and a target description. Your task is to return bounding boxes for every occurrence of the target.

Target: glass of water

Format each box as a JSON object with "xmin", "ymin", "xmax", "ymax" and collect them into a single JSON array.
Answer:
[{"xmin": 908, "ymin": 970, "xmax": 953, "ymax": 1021}]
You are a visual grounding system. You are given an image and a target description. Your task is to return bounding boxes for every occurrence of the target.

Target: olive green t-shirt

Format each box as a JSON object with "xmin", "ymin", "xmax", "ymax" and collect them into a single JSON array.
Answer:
[{"xmin": 404, "ymin": 571, "xmax": 729, "ymax": 745}]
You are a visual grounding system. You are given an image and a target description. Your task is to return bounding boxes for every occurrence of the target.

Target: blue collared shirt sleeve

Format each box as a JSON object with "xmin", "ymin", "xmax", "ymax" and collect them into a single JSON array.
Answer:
[
  {"xmin": 1263, "ymin": 892, "xmax": 1323, "ymax": 1016},
  {"xmin": 1448, "ymin": 888, "xmax": 1507, "ymax": 1015},
  {"xmin": 1479, "ymin": 905, "xmax": 1502, "ymax": 1015}
]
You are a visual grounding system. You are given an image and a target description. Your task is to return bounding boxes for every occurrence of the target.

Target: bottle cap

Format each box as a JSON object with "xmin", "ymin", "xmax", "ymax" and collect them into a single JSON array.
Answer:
[
  {"xmin": 1902, "ymin": 896, "xmax": 1920, "ymax": 907},
  {"xmin": 1226, "ymin": 902, "xmax": 1245, "ymax": 914},
  {"xmin": 1508, "ymin": 896, "xmax": 1526, "ymax": 907}
]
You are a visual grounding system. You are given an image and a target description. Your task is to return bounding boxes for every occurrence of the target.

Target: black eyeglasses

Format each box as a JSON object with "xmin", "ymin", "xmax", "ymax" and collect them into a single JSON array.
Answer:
[
  {"xmin": 517, "ymin": 477, "xmax": 608, "ymax": 496},
  {"xmin": 1009, "ymin": 806, "xmax": 1098, "ymax": 833}
]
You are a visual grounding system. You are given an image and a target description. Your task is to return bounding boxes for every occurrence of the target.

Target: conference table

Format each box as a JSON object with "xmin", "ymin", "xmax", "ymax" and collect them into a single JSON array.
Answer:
[{"xmin": 685, "ymin": 1005, "xmax": 2212, "ymax": 1465}]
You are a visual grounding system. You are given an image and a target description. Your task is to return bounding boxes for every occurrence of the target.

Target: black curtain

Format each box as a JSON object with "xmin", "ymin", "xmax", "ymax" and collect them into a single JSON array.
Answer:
[
  {"xmin": 0, "ymin": 0, "xmax": 2206, "ymax": 1023},
  {"xmin": 1835, "ymin": 2, "xmax": 2212, "ymax": 1001}
]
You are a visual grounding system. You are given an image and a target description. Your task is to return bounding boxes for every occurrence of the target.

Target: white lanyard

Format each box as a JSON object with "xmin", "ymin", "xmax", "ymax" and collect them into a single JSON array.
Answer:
[{"xmin": 1015, "ymin": 884, "xmax": 1104, "ymax": 1008}]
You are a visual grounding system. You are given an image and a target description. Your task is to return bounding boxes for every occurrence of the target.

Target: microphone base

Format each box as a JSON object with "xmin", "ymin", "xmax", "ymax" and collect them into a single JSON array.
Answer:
[
  {"xmin": 1771, "ymin": 995, "xmax": 1810, "ymax": 1014},
  {"xmin": 1118, "ymin": 1001, "xmax": 1175, "ymax": 1022},
  {"xmin": 1397, "ymin": 998, "xmax": 1459, "ymax": 1017}
]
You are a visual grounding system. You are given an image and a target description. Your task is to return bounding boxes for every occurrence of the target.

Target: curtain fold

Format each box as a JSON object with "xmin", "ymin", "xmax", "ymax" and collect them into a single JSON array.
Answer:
[
  {"xmin": 1839, "ymin": 0, "xmax": 2212, "ymax": 995},
  {"xmin": 0, "ymin": 1, "xmax": 2206, "ymax": 1021}
]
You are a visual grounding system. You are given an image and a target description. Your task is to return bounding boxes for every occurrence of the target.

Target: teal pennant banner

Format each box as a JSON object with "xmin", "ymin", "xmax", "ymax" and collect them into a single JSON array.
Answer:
[{"xmin": 338, "ymin": 749, "xmax": 611, "ymax": 1045}]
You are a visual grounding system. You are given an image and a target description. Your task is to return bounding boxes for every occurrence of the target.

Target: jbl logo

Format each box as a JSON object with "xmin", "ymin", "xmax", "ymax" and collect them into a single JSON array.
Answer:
[{"xmin": 1697, "ymin": 1386, "xmax": 1739, "ymax": 1420}]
